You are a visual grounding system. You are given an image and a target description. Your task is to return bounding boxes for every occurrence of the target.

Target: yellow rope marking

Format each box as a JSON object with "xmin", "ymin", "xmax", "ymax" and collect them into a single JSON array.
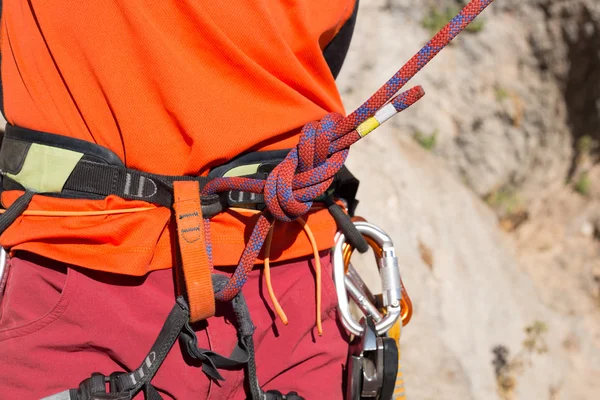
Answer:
[{"xmin": 356, "ymin": 117, "xmax": 380, "ymax": 137}]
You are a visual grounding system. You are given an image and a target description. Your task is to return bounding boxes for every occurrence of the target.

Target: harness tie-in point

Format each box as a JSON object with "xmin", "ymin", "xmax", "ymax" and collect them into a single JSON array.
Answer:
[{"xmin": 200, "ymin": 86, "xmax": 425, "ymax": 307}]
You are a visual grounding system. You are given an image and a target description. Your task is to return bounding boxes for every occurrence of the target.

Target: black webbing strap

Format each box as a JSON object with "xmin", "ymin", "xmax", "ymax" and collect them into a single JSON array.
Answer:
[
  {"xmin": 178, "ymin": 275, "xmax": 305, "ymax": 400},
  {"xmin": 0, "ymin": 190, "xmax": 34, "ymax": 234},
  {"xmin": 325, "ymin": 196, "xmax": 369, "ymax": 254},
  {"xmin": 63, "ymin": 159, "xmax": 223, "ymax": 217},
  {"xmin": 43, "ymin": 297, "xmax": 190, "ymax": 400},
  {"xmin": 43, "ymin": 276, "xmax": 276, "ymax": 400},
  {"xmin": 179, "ymin": 274, "xmax": 263, "ymax": 397},
  {"xmin": 1, "ymin": 125, "xmax": 363, "ymax": 221},
  {"xmin": 110, "ymin": 297, "xmax": 190, "ymax": 395},
  {"xmin": 143, "ymin": 385, "xmax": 164, "ymax": 400}
]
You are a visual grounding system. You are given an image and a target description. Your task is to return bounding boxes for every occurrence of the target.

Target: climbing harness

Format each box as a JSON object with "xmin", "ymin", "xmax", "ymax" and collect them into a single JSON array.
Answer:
[{"xmin": 0, "ymin": 0, "xmax": 495, "ymax": 398}]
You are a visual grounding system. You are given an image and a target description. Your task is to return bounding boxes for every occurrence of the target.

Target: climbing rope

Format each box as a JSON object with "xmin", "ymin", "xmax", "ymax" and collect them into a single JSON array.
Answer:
[{"xmin": 201, "ymin": 0, "xmax": 495, "ymax": 302}]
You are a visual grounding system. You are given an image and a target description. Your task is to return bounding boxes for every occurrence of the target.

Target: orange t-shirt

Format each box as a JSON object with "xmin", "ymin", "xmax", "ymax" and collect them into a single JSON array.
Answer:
[{"xmin": 0, "ymin": 1, "xmax": 356, "ymax": 274}]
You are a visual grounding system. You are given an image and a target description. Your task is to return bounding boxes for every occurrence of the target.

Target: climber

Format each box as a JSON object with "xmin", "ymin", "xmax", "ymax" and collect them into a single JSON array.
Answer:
[
  {"xmin": 0, "ymin": 0, "xmax": 494, "ymax": 399},
  {"xmin": 0, "ymin": 1, "xmax": 363, "ymax": 398}
]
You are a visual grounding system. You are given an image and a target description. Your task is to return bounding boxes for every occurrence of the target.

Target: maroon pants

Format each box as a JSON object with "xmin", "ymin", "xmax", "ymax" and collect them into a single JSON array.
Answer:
[{"xmin": 0, "ymin": 253, "xmax": 348, "ymax": 399}]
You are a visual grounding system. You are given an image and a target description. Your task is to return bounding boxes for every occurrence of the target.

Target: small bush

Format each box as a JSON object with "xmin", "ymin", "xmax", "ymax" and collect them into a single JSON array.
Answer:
[
  {"xmin": 495, "ymin": 86, "xmax": 510, "ymax": 102},
  {"xmin": 523, "ymin": 321, "xmax": 549, "ymax": 354},
  {"xmin": 422, "ymin": 6, "xmax": 485, "ymax": 37},
  {"xmin": 574, "ymin": 172, "xmax": 591, "ymax": 197},
  {"xmin": 486, "ymin": 186, "xmax": 522, "ymax": 215},
  {"xmin": 577, "ymin": 135, "xmax": 596, "ymax": 155},
  {"xmin": 413, "ymin": 130, "xmax": 438, "ymax": 151}
]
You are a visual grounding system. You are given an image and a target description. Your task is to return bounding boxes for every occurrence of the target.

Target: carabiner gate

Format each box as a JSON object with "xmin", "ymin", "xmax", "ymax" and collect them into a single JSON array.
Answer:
[{"xmin": 333, "ymin": 222, "xmax": 402, "ymax": 337}]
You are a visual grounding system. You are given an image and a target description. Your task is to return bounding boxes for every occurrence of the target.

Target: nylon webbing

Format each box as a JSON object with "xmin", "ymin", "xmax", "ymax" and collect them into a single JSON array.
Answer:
[
  {"xmin": 179, "ymin": 275, "xmax": 255, "ymax": 379},
  {"xmin": 0, "ymin": 190, "xmax": 34, "ymax": 234},
  {"xmin": 326, "ymin": 198, "xmax": 369, "ymax": 253},
  {"xmin": 177, "ymin": 274, "xmax": 264, "ymax": 400},
  {"xmin": 63, "ymin": 159, "xmax": 222, "ymax": 215},
  {"xmin": 42, "ymin": 297, "xmax": 189, "ymax": 400},
  {"xmin": 112, "ymin": 297, "xmax": 190, "ymax": 394},
  {"xmin": 173, "ymin": 181, "xmax": 216, "ymax": 322}
]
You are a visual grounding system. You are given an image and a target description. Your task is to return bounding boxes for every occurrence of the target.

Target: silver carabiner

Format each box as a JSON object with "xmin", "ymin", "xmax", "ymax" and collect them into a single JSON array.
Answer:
[
  {"xmin": 333, "ymin": 222, "xmax": 402, "ymax": 337},
  {"xmin": 0, "ymin": 247, "xmax": 6, "ymax": 282},
  {"xmin": 345, "ymin": 264, "xmax": 382, "ymax": 324}
]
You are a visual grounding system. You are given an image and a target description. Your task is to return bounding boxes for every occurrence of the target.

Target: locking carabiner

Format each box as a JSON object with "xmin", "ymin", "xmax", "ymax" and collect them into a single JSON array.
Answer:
[
  {"xmin": 342, "ymin": 236, "xmax": 413, "ymax": 327},
  {"xmin": 333, "ymin": 221, "xmax": 402, "ymax": 337}
]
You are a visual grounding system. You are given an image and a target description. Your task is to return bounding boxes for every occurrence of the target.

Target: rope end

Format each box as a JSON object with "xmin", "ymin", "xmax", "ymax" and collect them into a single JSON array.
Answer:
[{"xmin": 280, "ymin": 314, "xmax": 289, "ymax": 325}]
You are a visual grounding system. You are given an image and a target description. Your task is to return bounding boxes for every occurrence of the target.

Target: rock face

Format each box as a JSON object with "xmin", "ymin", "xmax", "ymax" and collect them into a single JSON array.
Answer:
[
  {"xmin": 340, "ymin": 0, "xmax": 600, "ymax": 206},
  {"xmin": 336, "ymin": 0, "xmax": 600, "ymax": 399}
]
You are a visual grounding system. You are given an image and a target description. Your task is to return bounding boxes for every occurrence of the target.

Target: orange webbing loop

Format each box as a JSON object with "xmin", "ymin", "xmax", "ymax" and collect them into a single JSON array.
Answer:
[{"xmin": 173, "ymin": 181, "xmax": 215, "ymax": 322}]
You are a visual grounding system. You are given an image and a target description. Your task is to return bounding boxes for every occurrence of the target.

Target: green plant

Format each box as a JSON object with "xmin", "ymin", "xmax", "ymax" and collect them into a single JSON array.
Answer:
[
  {"xmin": 486, "ymin": 186, "xmax": 522, "ymax": 215},
  {"xmin": 574, "ymin": 172, "xmax": 591, "ymax": 197},
  {"xmin": 522, "ymin": 321, "xmax": 549, "ymax": 355},
  {"xmin": 466, "ymin": 16, "xmax": 486, "ymax": 33},
  {"xmin": 422, "ymin": 6, "xmax": 485, "ymax": 37},
  {"xmin": 576, "ymin": 135, "xmax": 596, "ymax": 155},
  {"xmin": 413, "ymin": 130, "xmax": 438, "ymax": 151},
  {"xmin": 495, "ymin": 86, "xmax": 510, "ymax": 102}
]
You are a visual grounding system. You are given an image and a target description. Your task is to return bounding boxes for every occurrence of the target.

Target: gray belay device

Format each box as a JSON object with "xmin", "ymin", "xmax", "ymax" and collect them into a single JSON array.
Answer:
[{"xmin": 346, "ymin": 318, "xmax": 398, "ymax": 400}]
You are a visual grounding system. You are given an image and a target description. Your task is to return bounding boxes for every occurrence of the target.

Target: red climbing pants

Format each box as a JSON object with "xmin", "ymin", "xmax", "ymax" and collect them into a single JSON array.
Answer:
[{"xmin": 0, "ymin": 252, "xmax": 348, "ymax": 399}]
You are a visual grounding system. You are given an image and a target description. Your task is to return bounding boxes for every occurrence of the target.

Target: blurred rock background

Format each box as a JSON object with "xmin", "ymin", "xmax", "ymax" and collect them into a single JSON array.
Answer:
[{"xmin": 336, "ymin": 0, "xmax": 600, "ymax": 399}]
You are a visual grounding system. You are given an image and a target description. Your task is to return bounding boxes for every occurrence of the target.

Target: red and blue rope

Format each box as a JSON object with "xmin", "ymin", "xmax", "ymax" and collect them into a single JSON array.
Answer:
[{"xmin": 202, "ymin": 0, "xmax": 495, "ymax": 301}]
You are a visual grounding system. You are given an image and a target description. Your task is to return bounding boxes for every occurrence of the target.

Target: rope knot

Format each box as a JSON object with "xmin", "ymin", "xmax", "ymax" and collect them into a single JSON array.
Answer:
[
  {"xmin": 264, "ymin": 112, "xmax": 348, "ymax": 222},
  {"xmin": 195, "ymin": 0, "xmax": 491, "ymax": 307}
]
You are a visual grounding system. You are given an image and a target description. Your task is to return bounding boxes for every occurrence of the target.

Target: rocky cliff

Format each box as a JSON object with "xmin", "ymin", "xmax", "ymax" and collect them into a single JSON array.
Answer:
[{"xmin": 337, "ymin": 0, "xmax": 600, "ymax": 399}]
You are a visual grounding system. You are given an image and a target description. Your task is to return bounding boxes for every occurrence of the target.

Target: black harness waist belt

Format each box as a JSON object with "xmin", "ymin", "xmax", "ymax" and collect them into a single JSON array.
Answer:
[{"xmin": 0, "ymin": 124, "xmax": 360, "ymax": 219}]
